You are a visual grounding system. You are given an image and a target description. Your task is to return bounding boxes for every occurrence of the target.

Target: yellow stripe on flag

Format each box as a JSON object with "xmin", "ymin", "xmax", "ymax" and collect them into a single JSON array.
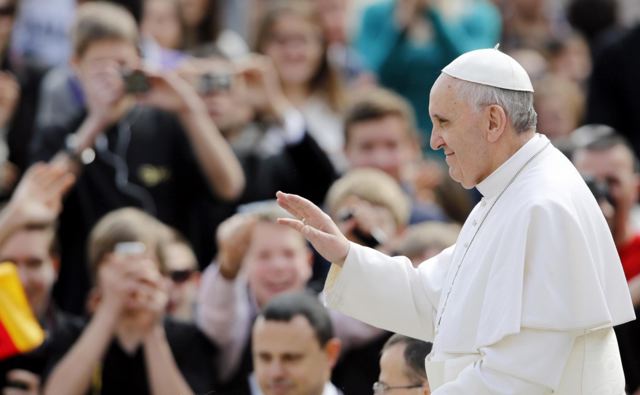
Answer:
[{"xmin": 0, "ymin": 262, "xmax": 44, "ymax": 354}]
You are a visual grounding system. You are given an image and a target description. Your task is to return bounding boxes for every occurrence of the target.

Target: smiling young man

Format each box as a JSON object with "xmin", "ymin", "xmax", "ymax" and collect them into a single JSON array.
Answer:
[{"xmin": 276, "ymin": 48, "xmax": 634, "ymax": 393}]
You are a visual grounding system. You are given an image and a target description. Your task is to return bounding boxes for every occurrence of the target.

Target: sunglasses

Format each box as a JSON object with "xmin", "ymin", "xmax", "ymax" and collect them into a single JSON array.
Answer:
[
  {"xmin": 169, "ymin": 269, "xmax": 196, "ymax": 284},
  {"xmin": 0, "ymin": 5, "xmax": 16, "ymax": 17}
]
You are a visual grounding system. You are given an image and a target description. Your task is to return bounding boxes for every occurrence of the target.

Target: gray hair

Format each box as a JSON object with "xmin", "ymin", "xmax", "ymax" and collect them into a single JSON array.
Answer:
[{"xmin": 451, "ymin": 78, "xmax": 537, "ymax": 134}]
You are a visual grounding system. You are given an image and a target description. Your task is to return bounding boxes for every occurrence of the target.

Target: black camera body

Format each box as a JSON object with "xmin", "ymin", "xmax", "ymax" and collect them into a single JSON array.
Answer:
[
  {"xmin": 121, "ymin": 69, "xmax": 150, "ymax": 94},
  {"xmin": 198, "ymin": 72, "xmax": 232, "ymax": 95}
]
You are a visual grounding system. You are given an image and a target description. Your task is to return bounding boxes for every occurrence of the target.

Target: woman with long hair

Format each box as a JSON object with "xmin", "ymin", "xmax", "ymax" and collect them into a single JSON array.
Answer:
[{"xmin": 255, "ymin": 1, "xmax": 346, "ymax": 170}]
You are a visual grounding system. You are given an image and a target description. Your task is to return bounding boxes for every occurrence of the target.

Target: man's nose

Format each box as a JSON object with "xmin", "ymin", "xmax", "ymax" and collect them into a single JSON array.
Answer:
[
  {"xmin": 430, "ymin": 128, "xmax": 444, "ymax": 151},
  {"xmin": 266, "ymin": 360, "xmax": 286, "ymax": 378}
]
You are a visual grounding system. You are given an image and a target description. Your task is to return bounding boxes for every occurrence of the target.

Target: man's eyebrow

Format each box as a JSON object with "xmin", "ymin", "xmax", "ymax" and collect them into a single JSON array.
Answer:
[{"xmin": 432, "ymin": 114, "xmax": 449, "ymax": 122}]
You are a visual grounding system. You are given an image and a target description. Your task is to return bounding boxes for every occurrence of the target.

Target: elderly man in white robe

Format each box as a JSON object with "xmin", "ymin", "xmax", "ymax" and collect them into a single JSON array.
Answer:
[{"xmin": 275, "ymin": 48, "xmax": 636, "ymax": 394}]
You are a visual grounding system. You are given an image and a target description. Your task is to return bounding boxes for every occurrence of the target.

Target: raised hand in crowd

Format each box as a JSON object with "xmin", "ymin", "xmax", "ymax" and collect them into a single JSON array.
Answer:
[
  {"xmin": 96, "ymin": 251, "xmax": 169, "ymax": 340},
  {"xmin": 216, "ymin": 213, "xmax": 257, "ymax": 280},
  {"xmin": 135, "ymin": 68, "xmax": 207, "ymax": 115},
  {"xmin": 276, "ymin": 191, "xmax": 350, "ymax": 265},
  {"xmin": 236, "ymin": 54, "xmax": 294, "ymax": 122},
  {"xmin": 0, "ymin": 163, "xmax": 74, "ymax": 244}
]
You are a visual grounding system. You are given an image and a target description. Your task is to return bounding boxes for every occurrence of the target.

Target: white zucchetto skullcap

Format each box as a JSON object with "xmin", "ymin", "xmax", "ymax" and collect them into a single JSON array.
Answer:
[{"xmin": 442, "ymin": 46, "xmax": 534, "ymax": 92}]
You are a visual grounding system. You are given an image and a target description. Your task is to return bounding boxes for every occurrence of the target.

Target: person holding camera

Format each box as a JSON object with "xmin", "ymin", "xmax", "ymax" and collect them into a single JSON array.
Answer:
[
  {"xmin": 28, "ymin": 2, "xmax": 245, "ymax": 314},
  {"xmin": 572, "ymin": 127, "xmax": 640, "ymax": 394},
  {"xmin": 175, "ymin": 53, "xmax": 339, "ymax": 262},
  {"xmin": 42, "ymin": 208, "xmax": 217, "ymax": 395}
]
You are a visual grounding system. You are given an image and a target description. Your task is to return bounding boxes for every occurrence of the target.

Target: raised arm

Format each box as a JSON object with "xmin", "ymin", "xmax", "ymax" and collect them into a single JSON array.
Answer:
[
  {"xmin": 276, "ymin": 192, "xmax": 449, "ymax": 340},
  {"xmin": 137, "ymin": 70, "xmax": 245, "ymax": 201},
  {"xmin": 196, "ymin": 213, "xmax": 256, "ymax": 382},
  {"xmin": 0, "ymin": 163, "xmax": 74, "ymax": 246}
]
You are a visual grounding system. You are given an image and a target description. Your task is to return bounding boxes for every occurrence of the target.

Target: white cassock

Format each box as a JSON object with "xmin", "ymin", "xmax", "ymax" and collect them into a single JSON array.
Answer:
[{"xmin": 324, "ymin": 134, "xmax": 636, "ymax": 394}]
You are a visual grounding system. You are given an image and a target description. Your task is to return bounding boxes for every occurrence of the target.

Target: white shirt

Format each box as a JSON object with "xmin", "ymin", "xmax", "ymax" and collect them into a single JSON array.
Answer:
[
  {"xmin": 248, "ymin": 373, "xmax": 342, "ymax": 395},
  {"xmin": 325, "ymin": 134, "xmax": 635, "ymax": 394}
]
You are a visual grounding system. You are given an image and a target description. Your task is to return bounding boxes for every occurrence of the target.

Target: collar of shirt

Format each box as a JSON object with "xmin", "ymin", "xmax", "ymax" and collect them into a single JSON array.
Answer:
[
  {"xmin": 248, "ymin": 373, "xmax": 342, "ymax": 395},
  {"xmin": 476, "ymin": 133, "xmax": 549, "ymax": 198}
]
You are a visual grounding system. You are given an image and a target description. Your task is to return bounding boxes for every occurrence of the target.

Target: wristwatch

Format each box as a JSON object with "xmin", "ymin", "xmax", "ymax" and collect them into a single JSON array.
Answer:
[{"xmin": 63, "ymin": 133, "xmax": 96, "ymax": 165}]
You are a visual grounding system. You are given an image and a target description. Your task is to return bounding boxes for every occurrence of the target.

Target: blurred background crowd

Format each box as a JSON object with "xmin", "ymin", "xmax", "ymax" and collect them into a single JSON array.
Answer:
[{"xmin": 0, "ymin": 0, "xmax": 639, "ymax": 394}]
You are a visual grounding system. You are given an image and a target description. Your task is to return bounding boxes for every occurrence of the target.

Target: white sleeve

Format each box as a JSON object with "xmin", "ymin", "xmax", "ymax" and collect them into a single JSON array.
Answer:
[
  {"xmin": 324, "ymin": 242, "xmax": 452, "ymax": 342},
  {"xmin": 434, "ymin": 328, "xmax": 576, "ymax": 394}
]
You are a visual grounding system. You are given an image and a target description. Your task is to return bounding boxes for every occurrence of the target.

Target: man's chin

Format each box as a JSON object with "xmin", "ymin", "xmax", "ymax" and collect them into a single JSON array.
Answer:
[
  {"xmin": 447, "ymin": 167, "xmax": 477, "ymax": 189},
  {"xmin": 265, "ymin": 382, "xmax": 294, "ymax": 395}
]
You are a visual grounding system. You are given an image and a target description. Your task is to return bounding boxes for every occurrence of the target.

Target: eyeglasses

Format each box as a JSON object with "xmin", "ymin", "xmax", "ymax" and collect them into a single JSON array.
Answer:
[
  {"xmin": 168, "ymin": 269, "xmax": 196, "ymax": 283},
  {"xmin": 372, "ymin": 382, "xmax": 423, "ymax": 394}
]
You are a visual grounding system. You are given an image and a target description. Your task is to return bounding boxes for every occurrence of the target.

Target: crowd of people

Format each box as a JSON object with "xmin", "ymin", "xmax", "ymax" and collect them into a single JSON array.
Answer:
[{"xmin": 0, "ymin": 0, "xmax": 639, "ymax": 394}]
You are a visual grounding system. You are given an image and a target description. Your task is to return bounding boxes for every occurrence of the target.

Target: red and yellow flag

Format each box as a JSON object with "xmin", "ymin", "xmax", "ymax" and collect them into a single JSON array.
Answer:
[{"xmin": 0, "ymin": 262, "xmax": 45, "ymax": 360}]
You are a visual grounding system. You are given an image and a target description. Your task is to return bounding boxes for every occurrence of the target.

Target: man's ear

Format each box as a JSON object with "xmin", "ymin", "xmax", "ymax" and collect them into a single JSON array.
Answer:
[
  {"xmin": 485, "ymin": 104, "xmax": 507, "ymax": 143},
  {"xmin": 324, "ymin": 338, "xmax": 342, "ymax": 368},
  {"xmin": 52, "ymin": 256, "xmax": 61, "ymax": 277}
]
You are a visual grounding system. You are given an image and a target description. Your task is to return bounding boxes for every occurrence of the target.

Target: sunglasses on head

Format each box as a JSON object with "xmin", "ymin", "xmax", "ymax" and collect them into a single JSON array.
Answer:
[{"xmin": 0, "ymin": 4, "xmax": 16, "ymax": 16}]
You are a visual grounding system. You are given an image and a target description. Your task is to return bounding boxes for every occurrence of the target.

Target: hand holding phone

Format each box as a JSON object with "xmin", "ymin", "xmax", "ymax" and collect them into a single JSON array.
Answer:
[{"xmin": 121, "ymin": 69, "xmax": 150, "ymax": 94}]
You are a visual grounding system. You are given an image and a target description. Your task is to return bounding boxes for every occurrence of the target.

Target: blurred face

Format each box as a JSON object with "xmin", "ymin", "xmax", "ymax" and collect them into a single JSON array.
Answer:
[
  {"xmin": 573, "ymin": 146, "xmax": 639, "ymax": 235},
  {"xmin": 535, "ymin": 95, "xmax": 577, "ymax": 141},
  {"xmin": 73, "ymin": 39, "xmax": 141, "ymax": 93},
  {"xmin": 263, "ymin": 13, "xmax": 324, "ymax": 87},
  {"xmin": 429, "ymin": 75, "xmax": 491, "ymax": 189},
  {"xmin": 141, "ymin": 0, "xmax": 183, "ymax": 49},
  {"xmin": 346, "ymin": 115, "xmax": 414, "ymax": 181},
  {"xmin": 179, "ymin": 0, "xmax": 208, "ymax": 27},
  {"xmin": 163, "ymin": 242, "xmax": 199, "ymax": 320},
  {"xmin": 0, "ymin": 229, "xmax": 57, "ymax": 319},
  {"xmin": 551, "ymin": 37, "xmax": 592, "ymax": 83},
  {"xmin": 253, "ymin": 316, "xmax": 333, "ymax": 395},
  {"xmin": 0, "ymin": 0, "xmax": 16, "ymax": 52},
  {"xmin": 378, "ymin": 342, "xmax": 428, "ymax": 395},
  {"xmin": 245, "ymin": 223, "xmax": 312, "ymax": 307}
]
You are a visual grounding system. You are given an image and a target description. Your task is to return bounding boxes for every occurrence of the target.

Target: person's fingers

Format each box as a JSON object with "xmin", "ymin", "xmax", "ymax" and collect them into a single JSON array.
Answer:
[
  {"xmin": 6, "ymin": 370, "xmax": 39, "ymax": 386},
  {"xmin": 55, "ymin": 173, "xmax": 76, "ymax": 196},
  {"xmin": 3, "ymin": 388, "xmax": 31, "ymax": 395},
  {"xmin": 37, "ymin": 164, "xmax": 66, "ymax": 190},
  {"xmin": 276, "ymin": 191, "xmax": 322, "ymax": 222},
  {"xmin": 22, "ymin": 163, "xmax": 47, "ymax": 185},
  {"xmin": 277, "ymin": 217, "xmax": 305, "ymax": 233},
  {"xmin": 278, "ymin": 218, "xmax": 347, "ymax": 261},
  {"xmin": 337, "ymin": 217, "xmax": 357, "ymax": 235},
  {"xmin": 277, "ymin": 217, "xmax": 327, "ymax": 241}
]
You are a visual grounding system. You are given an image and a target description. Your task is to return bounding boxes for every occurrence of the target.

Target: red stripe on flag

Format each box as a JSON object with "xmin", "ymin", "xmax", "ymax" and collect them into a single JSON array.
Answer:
[{"xmin": 0, "ymin": 319, "xmax": 20, "ymax": 360}]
